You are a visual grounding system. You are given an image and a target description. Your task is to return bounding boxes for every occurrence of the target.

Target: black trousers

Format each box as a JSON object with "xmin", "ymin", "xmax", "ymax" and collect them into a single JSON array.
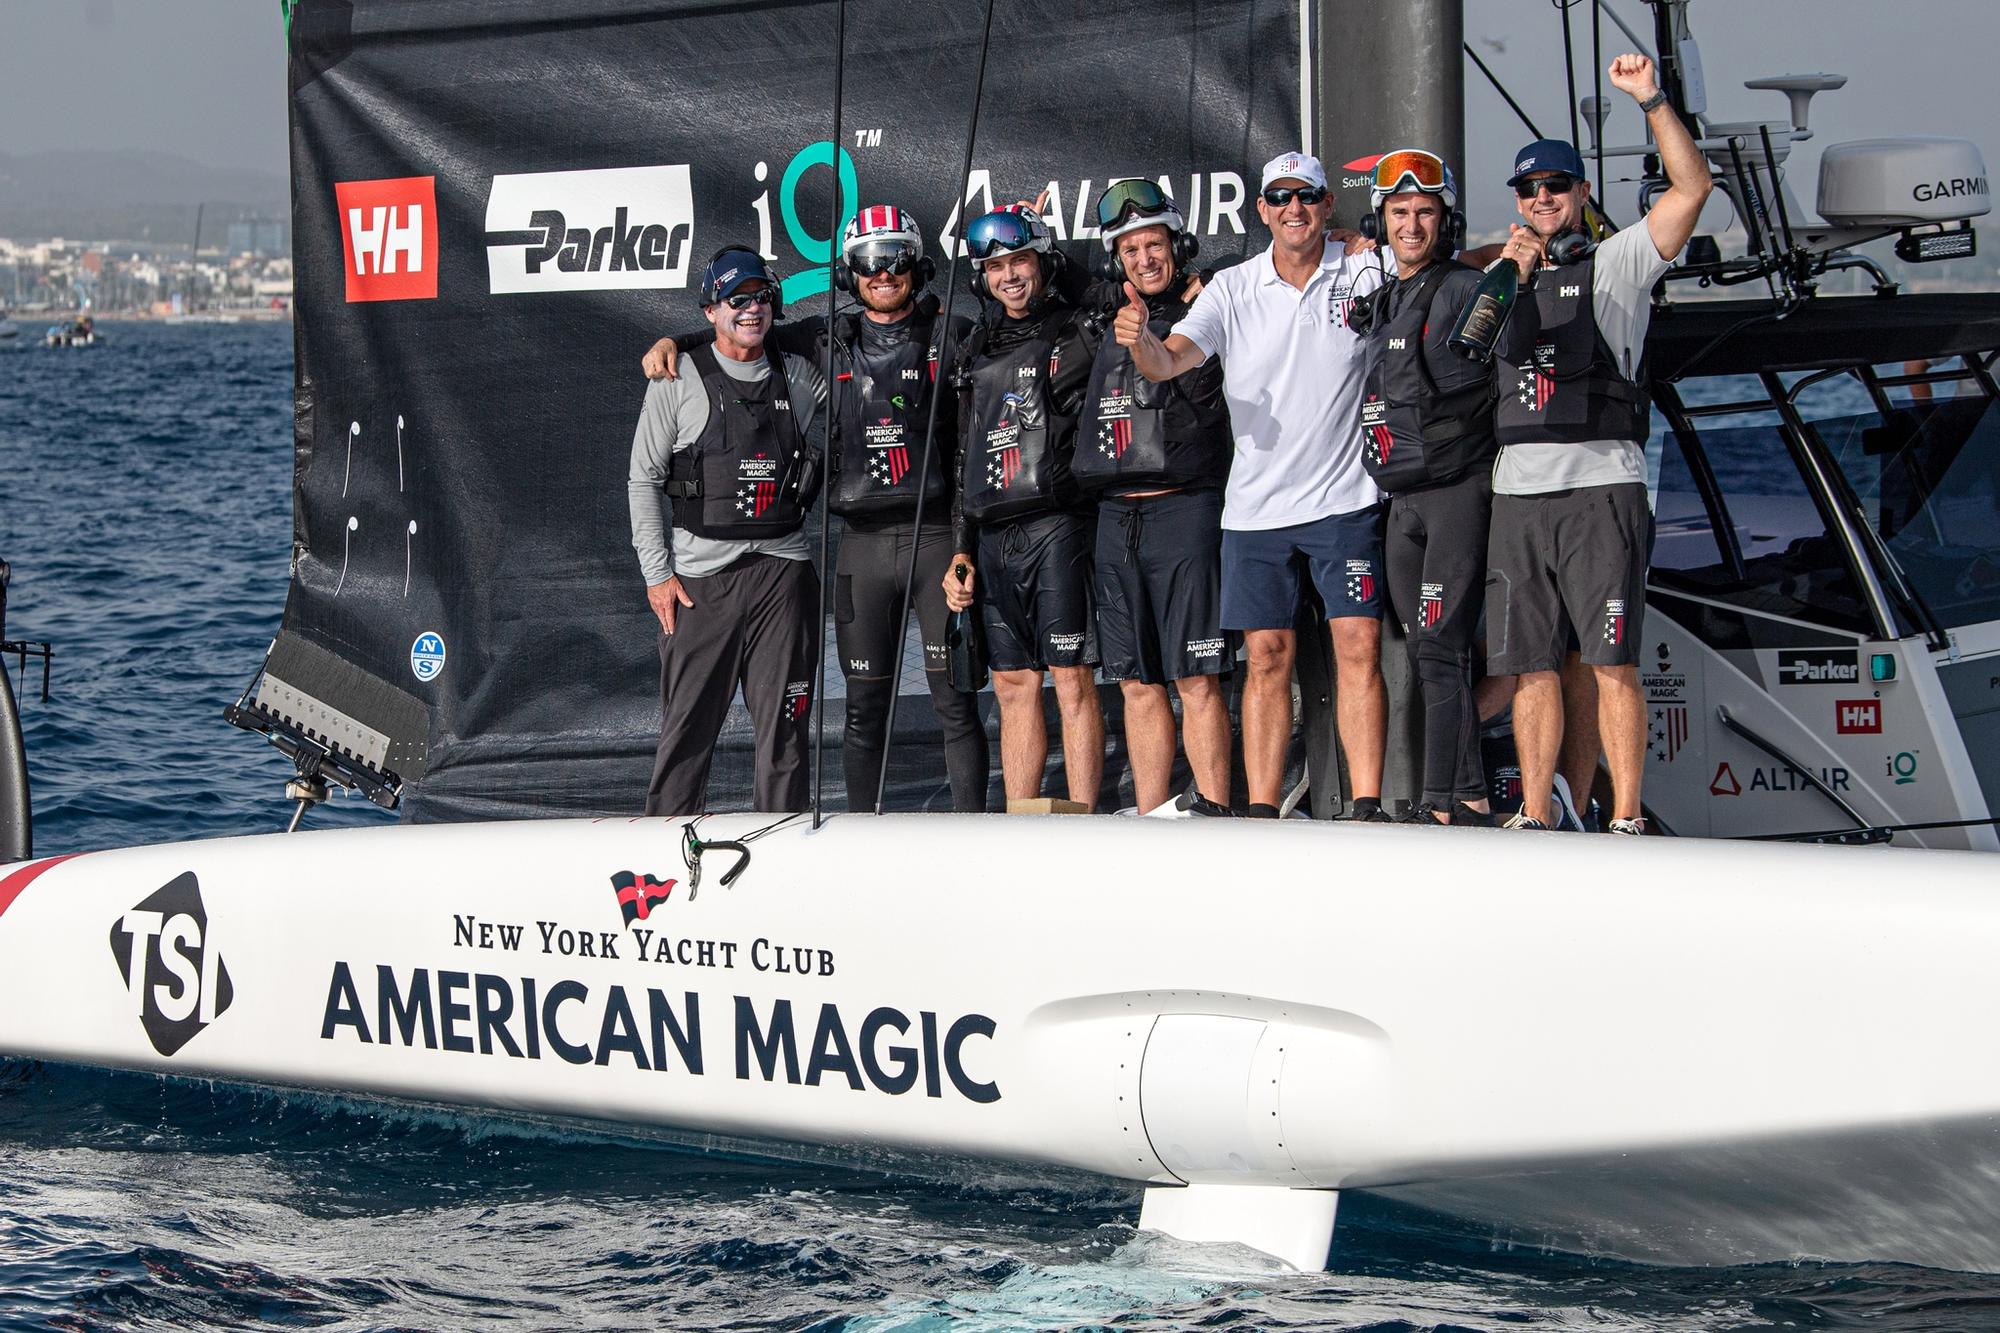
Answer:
[
  {"xmin": 836, "ymin": 520, "xmax": 989, "ymax": 812},
  {"xmin": 1384, "ymin": 469, "xmax": 1492, "ymax": 806},
  {"xmin": 646, "ymin": 554, "xmax": 818, "ymax": 816}
]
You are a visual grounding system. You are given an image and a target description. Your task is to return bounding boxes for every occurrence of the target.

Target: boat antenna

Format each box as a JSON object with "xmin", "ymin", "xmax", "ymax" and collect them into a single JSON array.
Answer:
[
  {"xmin": 810, "ymin": 0, "xmax": 848, "ymax": 830},
  {"xmin": 871, "ymin": 0, "xmax": 999, "ymax": 816}
]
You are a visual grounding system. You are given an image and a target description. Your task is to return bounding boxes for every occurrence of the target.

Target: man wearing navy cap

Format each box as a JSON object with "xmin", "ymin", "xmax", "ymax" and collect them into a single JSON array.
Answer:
[
  {"xmin": 628, "ymin": 246, "xmax": 827, "ymax": 815},
  {"xmin": 1483, "ymin": 53, "xmax": 1712, "ymax": 834}
]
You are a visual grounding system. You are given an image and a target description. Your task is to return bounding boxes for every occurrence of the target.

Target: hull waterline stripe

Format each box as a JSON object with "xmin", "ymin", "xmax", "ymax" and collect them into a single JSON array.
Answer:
[{"xmin": 0, "ymin": 854, "xmax": 83, "ymax": 920}]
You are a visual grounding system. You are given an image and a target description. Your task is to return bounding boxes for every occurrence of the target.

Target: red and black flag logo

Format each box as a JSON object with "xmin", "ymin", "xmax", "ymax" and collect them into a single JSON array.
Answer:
[
  {"xmin": 611, "ymin": 870, "xmax": 675, "ymax": 925},
  {"xmin": 1418, "ymin": 582, "xmax": 1444, "ymax": 630}
]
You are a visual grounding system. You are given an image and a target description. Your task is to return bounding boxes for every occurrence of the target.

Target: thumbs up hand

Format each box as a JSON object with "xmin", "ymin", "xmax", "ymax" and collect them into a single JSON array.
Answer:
[{"xmin": 1114, "ymin": 280, "xmax": 1150, "ymax": 349}]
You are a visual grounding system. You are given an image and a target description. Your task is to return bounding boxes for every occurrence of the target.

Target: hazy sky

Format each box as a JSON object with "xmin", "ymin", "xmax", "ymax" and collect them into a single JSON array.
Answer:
[{"xmin": 2, "ymin": 0, "xmax": 1994, "ymax": 224}]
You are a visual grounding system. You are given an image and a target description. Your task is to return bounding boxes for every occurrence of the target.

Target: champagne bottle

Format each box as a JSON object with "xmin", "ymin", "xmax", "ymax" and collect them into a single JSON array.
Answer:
[
  {"xmin": 1447, "ymin": 258, "xmax": 1520, "ymax": 363},
  {"xmin": 945, "ymin": 563, "xmax": 987, "ymax": 693}
]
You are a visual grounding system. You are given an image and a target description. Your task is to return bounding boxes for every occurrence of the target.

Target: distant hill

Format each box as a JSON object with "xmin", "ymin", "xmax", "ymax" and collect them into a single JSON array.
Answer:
[{"xmin": 0, "ymin": 149, "xmax": 288, "ymax": 243}]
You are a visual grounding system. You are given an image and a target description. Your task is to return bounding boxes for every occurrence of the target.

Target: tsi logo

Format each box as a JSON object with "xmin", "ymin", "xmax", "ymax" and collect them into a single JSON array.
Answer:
[
  {"xmin": 483, "ymin": 165, "xmax": 695, "ymax": 294},
  {"xmin": 335, "ymin": 176, "xmax": 439, "ymax": 303},
  {"xmin": 107, "ymin": 872, "xmax": 235, "ymax": 1057}
]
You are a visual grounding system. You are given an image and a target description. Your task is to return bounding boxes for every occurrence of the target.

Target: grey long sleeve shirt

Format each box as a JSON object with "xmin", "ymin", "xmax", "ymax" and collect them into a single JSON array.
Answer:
[{"xmin": 626, "ymin": 349, "xmax": 826, "ymax": 583}]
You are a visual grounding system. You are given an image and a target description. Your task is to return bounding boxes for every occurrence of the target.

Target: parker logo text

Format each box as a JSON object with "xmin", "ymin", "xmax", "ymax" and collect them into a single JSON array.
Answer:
[{"xmin": 483, "ymin": 165, "xmax": 695, "ymax": 294}]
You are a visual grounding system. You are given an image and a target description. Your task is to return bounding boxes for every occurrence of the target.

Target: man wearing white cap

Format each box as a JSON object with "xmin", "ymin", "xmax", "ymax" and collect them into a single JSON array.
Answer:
[{"xmin": 1119, "ymin": 150, "xmax": 1389, "ymax": 820}]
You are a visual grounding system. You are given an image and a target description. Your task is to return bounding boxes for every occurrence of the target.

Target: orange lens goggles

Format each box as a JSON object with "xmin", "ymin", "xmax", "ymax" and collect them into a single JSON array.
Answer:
[{"xmin": 1372, "ymin": 149, "xmax": 1448, "ymax": 197}]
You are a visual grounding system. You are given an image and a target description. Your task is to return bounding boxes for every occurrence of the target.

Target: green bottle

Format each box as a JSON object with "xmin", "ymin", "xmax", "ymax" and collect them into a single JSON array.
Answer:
[{"xmin": 1447, "ymin": 258, "xmax": 1520, "ymax": 362}]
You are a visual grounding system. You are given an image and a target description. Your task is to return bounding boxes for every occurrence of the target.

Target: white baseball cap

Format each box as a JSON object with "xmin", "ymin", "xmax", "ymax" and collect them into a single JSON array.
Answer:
[{"xmin": 1260, "ymin": 151, "xmax": 1328, "ymax": 191}]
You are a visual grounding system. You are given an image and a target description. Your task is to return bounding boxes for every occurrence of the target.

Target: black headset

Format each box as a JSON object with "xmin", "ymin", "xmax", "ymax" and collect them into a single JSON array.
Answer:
[
  {"xmin": 1360, "ymin": 198, "xmax": 1464, "ymax": 260},
  {"xmin": 700, "ymin": 245, "xmax": 783, "ymax": 318},
  {"xmin": 969, "ymin": 247, "xmax": 1063, "ymax": 302}
]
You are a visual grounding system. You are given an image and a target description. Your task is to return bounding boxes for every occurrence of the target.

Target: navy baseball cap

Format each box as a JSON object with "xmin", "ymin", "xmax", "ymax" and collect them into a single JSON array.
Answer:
[
  {"xmin": 1507, "ymin": 139, "xmax": 1588, "ymax": 188},
  {"xmin": 699, "ymin": 247, "xmax": 774, "ymax": 305}
]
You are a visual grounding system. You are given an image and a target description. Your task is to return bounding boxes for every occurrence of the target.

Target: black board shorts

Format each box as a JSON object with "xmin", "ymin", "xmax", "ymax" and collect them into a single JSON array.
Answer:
[
  {"xmin": 976, "ymin": 511, "xmax": 1098, "ymax": 673},
  {"xmin": 1095, "ymin": 489, "xmax": 1230, "ymax": 684},
  {"xmin": 1484, "ymin": 481, "xmax": 1650, "ymax": 674}
]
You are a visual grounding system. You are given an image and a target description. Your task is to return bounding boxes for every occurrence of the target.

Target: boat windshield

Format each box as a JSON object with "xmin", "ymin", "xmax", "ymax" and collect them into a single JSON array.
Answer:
[{"xmin": 1812, "ymin": 395, "xmax": 2000, "ymax": 632}]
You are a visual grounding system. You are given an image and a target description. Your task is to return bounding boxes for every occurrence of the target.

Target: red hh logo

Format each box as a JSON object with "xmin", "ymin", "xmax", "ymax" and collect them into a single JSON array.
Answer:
[
  {"xmin": 336, "ymin": 176, "xmax": 439, "ymax": 302},
  {"xmin": 1835, "ymin": 699, "xmax": 1882, "ymax": 734}
]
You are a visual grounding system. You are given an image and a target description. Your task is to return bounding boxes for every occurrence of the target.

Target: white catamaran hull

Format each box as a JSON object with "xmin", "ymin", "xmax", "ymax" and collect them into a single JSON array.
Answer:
[{"xmin": 3, "ymin": 814, "xmax": 1997, "ymax": 1271}]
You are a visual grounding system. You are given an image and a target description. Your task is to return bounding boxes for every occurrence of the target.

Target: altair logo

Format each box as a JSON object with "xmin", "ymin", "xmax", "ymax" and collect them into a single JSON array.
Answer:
[
  {"xmin": 483, "ymin": 165, "xmax": 695, "ymax": 294},
  {"xmin": 108, "ymin": 873, "xmax": 235, "ymax": 1057}
]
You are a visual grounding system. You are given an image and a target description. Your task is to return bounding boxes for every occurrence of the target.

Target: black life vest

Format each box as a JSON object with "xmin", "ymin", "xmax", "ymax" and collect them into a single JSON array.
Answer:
[
  {"xmin": 957, "ymin": 309, "xmax": 1077, "ymax": 523},
  {"xmin": 1492, "ymin": 251, "xmax": 1650, "ymax": 446},
  {"xmin": 1360, "ymin": 260, "xmax": 1498, "ymax": 493},
  {"xmin": 824, "ymin": 310, "xmax": 953, "ymax": 518},
  {"xmin": 665, "ymin": 345, "xmax": 812, "ymax": 540},
  {"xmin": 1074, "ymin": 295, "xmax": 1231, "ymax": 493}
]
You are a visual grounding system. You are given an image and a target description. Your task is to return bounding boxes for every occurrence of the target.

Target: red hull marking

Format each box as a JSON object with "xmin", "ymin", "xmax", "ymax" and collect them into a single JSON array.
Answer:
[{"xmin": 0, "ymin": 854, "xmax": 84, "ymax": 920}]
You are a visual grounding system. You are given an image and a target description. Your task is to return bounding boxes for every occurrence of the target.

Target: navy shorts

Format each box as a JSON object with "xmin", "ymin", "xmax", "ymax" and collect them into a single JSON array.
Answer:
[
  {"xmin": 1485, "ymin": 483, "xmax": 1650, "ymax": 674},
  {"xmin": 1221, "ymin": 504, "xmax": 1386, "ymax": 630},
  {"xmin": 977, "ymin": 511, "xmax": 1098, "ymax": 673}
]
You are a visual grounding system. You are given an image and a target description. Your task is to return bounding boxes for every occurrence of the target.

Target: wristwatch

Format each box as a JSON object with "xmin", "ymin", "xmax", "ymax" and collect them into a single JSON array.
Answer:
[{"xmin": 1637, "ymin": 89, "xmax": 1669, "ymax": 115}]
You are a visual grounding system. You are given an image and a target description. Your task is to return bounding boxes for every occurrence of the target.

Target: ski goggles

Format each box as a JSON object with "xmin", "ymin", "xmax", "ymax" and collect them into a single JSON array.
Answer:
[
  {"xmin": 1372, "ymin": 149, "xmax": 1450, "ymax": 198},
  {"xmin": 964, "ymin": 210, "xmax": 1042, "ymax": 261},
  {"xmin": 1514, "ymin": 174, "xmax": 1578, "ymax": 199},
  {"xmin": 845, "ymin": 240, "xmax": 920, "ymax": 277},
  {"xmin": 1260, "ymin": 185, "xmax": 1328, "ymax": 207},
  {"xmin": 1095, "ymin": 178, "xmax": 1177, "ymax": 231},
  {"xmin": 719, "ymin": 286, "xmax": 777, "ymax": 310}
]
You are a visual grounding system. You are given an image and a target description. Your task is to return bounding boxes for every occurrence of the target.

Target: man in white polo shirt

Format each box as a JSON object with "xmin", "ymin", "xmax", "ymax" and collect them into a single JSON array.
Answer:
[{"xmin": 1120, "ymin": 150, "xmax": 1389, "ymax": 820}]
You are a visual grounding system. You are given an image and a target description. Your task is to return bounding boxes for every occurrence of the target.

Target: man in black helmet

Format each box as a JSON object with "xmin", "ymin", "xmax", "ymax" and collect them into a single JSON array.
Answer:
[
  {"xmin": 941, "ymin": 205, "xmax": 1105, "ymax": 810},
  {"xmin": 1089, "ymin": 180, "xmax": 1234, "ymax": 813},
  {"xmin": 640, "ymin": 208, "xmax": 990, "ymax": 813},
  {"xmin": 628, "ymin": 247, "xmax": 827, "ymax": 816}
]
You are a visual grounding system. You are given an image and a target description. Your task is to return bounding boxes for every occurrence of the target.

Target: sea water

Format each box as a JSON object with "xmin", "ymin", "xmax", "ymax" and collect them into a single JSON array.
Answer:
[{"xmin": 0, "ymin": 323, "xmax": 1990, "ymax": 1329}]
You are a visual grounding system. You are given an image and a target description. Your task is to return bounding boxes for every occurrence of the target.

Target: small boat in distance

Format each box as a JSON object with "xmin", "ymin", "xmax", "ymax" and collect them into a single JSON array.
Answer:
[{"xmin": 43, "ymin": 315, "xmax": 101, "ymax": 348}]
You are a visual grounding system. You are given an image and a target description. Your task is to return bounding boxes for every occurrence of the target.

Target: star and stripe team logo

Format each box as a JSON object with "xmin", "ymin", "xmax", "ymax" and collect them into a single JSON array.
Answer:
[
  {"xmin": 1418, "ymin": 582, "xmax": 1444, "ymax": 629},
  {"xmin": 785, "ymin": 678, "xmax": 812, "ymax": 722},
  {"xmin": 1361, "ymin": 395, "xmax": 1392, "ymax": 464},
  {"xmin": 1098, "ymin": 415, "xmax": 1133, "ymax": 460},
  {"xmin": 611, "ymin": 870, "xmax": 675, "ymax": 926},
  {"xmin": 736, "ymin": 452, "xmax": 778, "ymax": 517},
  {"xmin": 1650, "ymin": 705, "xmax": 1689, "ymax": 763},
  {"xmin": 854, "ymin": 203, "xmax": 906, "ymax": 235},
  {"xmin": 866, "ymin": 423, "xmax": 911, "ymax": 487},
  {"xmin": 1516, "ymin": 342, "xmax": 1556, "ymax": 412},
  {"xmin": 1602, "ymin": 598, "xmax": 1627, "ymax": 646},
  {"xmin": 1344, "ymin": 558, "xmax": 1375, "ymax": 605},
  {"xmin": 987, "ymin": 392, "xmax": 1026, "ymax": 488}
]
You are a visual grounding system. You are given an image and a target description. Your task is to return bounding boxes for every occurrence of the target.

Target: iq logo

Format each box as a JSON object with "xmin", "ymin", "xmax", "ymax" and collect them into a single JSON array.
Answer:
[
  {"xmin": 108, "ymin": 872, "xmax": 234, "ymax": 1057},
  {"xmin": 411, "ymin": 631, "xmax": 447, "ymax": 683},
  {"xmin": 1887, "ymin": 750, "xmax": 1920, "ymax": 785}
]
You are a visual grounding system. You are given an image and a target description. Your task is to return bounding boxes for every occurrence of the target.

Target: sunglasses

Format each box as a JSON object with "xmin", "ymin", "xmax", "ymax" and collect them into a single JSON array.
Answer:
[
  {"xmin": 719, "ymin": 286, "xmax": 776, "ymax": 309},
  {"xmin": 846, "ymin": 245, "xmax": 918, "ymax": 277},
  {"xmin": 965, "ymin": 211, "xmax": 1039, "ymax": 261},
  {"xmin": 1096, "ymin": 178, "xmax": 1177, "ymax": 230},
  {"xmin": 1372, "ymin": 149, "xmax": 1449, "ymax": 197},
  {"xmin": 1261, "ymin": 185, "xmax": 1328, "ymax": 207},
  {"xmin": 1514, "ymin": 175, "xmax": 1578, "ymax": 200}
]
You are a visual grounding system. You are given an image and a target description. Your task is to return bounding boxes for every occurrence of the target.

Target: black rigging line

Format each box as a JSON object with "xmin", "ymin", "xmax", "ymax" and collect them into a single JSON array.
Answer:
[
  {"xmin": 1558, "ymin": 0, "xmax": 1581, "ymax": 158},
  {"xmin": 872, "ymin": 0, "xmax": 999, "ymax": 816},
  {"xmin": 1591, "ymin": 0, "xmax": 1604, "ymax": 192},
  {"xmin": 811, "ymin": 0, "xmax": 847, "ymax": 830},
  {"xmin": 1463, "ymin": 42, "xmax": 1545, "ymax": 141}
]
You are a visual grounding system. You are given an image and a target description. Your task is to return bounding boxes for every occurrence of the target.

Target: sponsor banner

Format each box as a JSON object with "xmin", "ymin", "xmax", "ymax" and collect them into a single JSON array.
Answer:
[
  {"xmin": 1835, "ymin": 698, "xmax": 1882, "ymax": 734},
  {"xmin": 287, "ymin": 0, "xmax": 1297, "ymax": 819}
]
